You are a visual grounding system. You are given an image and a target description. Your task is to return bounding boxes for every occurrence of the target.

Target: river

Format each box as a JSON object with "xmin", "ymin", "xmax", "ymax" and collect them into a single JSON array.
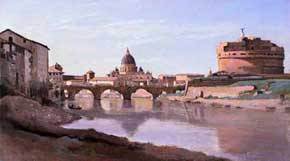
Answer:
[{"xmin": 62, "ymin": 97, "xmax": 290, "ymax": 161}]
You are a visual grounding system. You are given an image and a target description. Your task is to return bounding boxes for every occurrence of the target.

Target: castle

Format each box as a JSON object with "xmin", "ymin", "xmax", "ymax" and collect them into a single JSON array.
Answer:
[{"xmin": 217, "ymin": 30, "xmax": 285, "ymax": 75}]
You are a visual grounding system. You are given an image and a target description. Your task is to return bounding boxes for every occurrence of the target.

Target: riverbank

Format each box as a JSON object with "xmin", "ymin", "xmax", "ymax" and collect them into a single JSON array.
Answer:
[
  {"xmin": 0, "ymin": 96, "xmax": 230, "ymax": 161},
  {"xmin": 164, "ymin": 95, "xmax": 290, "ymax": 111}
]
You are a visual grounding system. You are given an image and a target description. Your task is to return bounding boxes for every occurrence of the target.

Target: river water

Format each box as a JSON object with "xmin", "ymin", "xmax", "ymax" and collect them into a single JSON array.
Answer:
[{"xmin": 62, "ymin": 97, "xmax": 290, "ymax": 161}]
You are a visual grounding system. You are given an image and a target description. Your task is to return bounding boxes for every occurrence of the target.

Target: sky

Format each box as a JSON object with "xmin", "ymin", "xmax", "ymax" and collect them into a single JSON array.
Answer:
[{"xmin": 0, "ymin": 0, "xmax": 289, "ymax": 76}]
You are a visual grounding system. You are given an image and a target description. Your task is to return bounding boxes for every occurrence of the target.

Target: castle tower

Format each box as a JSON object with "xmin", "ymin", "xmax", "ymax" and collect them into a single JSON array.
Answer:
[
  {"xmin": 217, "ymin": 33, "xmax": 285, "ymax": 75},
  {"xmin": 120, "ymin": 48, "xmax": 138, "ymax": 75}
]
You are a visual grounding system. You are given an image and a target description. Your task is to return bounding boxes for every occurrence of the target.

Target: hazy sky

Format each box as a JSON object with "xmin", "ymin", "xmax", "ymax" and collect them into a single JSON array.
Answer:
[{"xmin": 0, "ymin": 0, "xmax": 289, "ymax": 76}]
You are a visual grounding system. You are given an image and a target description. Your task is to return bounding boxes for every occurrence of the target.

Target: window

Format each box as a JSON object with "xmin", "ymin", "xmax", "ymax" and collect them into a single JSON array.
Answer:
[
  {"xmin": 241, "ymin": 53, "xmax": 246, "ymax": 55},
  {"xmin": 0, "ymin": 53, "xmax": 5, "ymax": 59},
  {"xmin": 23, "ymin": 39, "xmax": 26, "ymax": 43},
  {"xmin": 8, "ymin": 37, "xmax": 13, "ymax": 42}
]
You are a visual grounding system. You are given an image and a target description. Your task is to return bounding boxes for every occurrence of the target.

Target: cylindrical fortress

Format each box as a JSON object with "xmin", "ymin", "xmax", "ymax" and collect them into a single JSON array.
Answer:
[{"xmin": 217, "ymin": 37, "xmax": 284, "ymax": 75}]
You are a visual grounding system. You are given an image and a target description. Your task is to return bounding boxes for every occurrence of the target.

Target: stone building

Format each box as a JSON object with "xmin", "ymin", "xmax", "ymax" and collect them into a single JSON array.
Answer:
[
  {"xmin": 48, "ymin": 63, "xmax": 64, "ymax": 87},
  {"xmin": 89, "ymin": 77, "xmax": 120, "ymax": 86},
  {"xmin": 158, "ymin": 75, "xmax": 176, "ymax": 87},
  {"xmin": 217, "ymin": 31, "xmax": 285, "ymax": 75},
  {"xmin": 85, "ymin": 70, "xmax": 95, "ymax": 81},
  {"xmin": 91, "ymin": 48, "xmax": 153, "ymax": 86},
  {"xmin": 158, "ymin": 74, "xmax": 204, "ymax": 87},
  {"xmin": 120, "ymin": 48, "xmax": 138, "ymax": 75},
  {"xmin": 0, "ymin": 29, "xmax": 49, "ymax": 96},
  {"xmin": 175, "ymin": 74, "xmax": 204, "ymax": 86}
]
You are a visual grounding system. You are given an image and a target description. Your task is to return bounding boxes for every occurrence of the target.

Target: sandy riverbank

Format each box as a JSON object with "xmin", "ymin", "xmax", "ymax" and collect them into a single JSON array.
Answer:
[
  {"xmin": 165, "ymin": 95, "xmax": 290, "ymax": 111},
  {"xmin": 0, "ymin": 96, "xmax": 230, "ymax": 161}
]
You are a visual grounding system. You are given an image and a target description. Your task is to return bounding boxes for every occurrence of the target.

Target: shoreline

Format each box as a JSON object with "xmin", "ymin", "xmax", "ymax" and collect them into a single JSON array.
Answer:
[
  {"xmin": 164, "ymin": 95, "xmax": 290, "ymax": 111},
  {"xmin": 0, "ymin": 96, "xmax": 230, "ymax": 161}
]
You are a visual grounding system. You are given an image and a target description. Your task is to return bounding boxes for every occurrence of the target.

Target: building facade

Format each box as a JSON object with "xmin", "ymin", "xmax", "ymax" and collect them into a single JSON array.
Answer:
[
  {"xmin": 0, "ymin": 29, "xmax": 49, "ymax": 96},
  {"xmin": 158, "ymin": 75, "xmax": 176, "ymax": 87},
  {"xmin": 90, "ymin": 48, "xmax": 153, "ymax": 86},
  {"xmin": 175, "ymin": 74, "xmax": 204, "ymax": 86},
  {"xmin": 158, "ymin": 74, "xmax": 204, "ymax": 87},
  {"xmin": 217, "ymin": 34, "xmax": 285, "ymax": 75},
  {"xmin": 48, "ymin": 63, "xmax": 64, "ymax": 87}
]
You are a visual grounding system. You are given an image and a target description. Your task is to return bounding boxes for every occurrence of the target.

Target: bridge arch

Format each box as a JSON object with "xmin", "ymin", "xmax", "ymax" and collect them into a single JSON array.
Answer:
[
  {"xmin": 75, "ymin": 89, "xmax": 94, "ymax": 100},
  {"xmin": 101, "ymin": 89, "xmax": 124, "ymax": 100},
  {"xmin": 131, "ymin": 88, "xmax": 153, "ymax": 100},
  {"xmin": 63, "ymin": 85, "xmax": 185, "ymax": 100},
  {"xmin": 74, "ymin": 89, "xmax": 94, "ymax": 109}
]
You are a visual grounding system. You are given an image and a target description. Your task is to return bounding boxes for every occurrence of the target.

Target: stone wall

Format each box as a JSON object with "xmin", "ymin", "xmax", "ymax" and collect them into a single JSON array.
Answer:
[
  {"xmin": 217, "ymin": 36, "xmax": 285, "ymax": 75},
  {"xmin": 0, "ymin": 29, "xmax": 49, "ymax": 83},
  {"xmin": 218, "ymin": 57, "xmax": 284, "ymax": 75},
  {"xmin": 186, "ymin": 85, "xmax": 255, "ymax": 98},
  {"xmin": 0, "ymin": 29, "xmax": 49, "ymax": 97}
]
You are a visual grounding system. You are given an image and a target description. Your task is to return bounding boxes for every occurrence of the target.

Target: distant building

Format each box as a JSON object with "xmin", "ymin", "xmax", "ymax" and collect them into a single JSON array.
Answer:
[
  {"xmin": 91, "ymin": 48, "xmax": 153, "ymax": 86},
  {"xmin": 85, "ymin": 70, "xmax": 95, "ymax": 81},
  {"xmin": 175, "ymin": 74, "xmax": 204, "ymax": 86},
  {"xmin": 158, "ymin": 75, "xmax": 176, "ymax": 87},
  {"xmin": 63, "ymin": 75, "xmax": 86, "ymax": 86},
  {"xmin": 217, "ymin": 30, "xmax": 285, "ymax": 75},
  {"xmin": 0, "ymin": 29, "xmax": 49, "ymax": 96},
  {"xmin": 48, "ymin": 63, "xmax": 64, "ymax": 86},
  {"xmin": 89, "ymin": 77, "xmax": 120, "ymax": 86},
  {"xmin": 158, "ymin": 74, "xmax": 204, "ymax": 87},
  {"xmin": 120, "ymin": 48, "xmax": 138, "ymax": 75}
]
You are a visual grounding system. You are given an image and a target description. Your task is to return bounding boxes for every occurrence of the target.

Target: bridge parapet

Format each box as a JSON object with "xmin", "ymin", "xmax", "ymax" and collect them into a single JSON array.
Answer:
[{"xmin": 63, "ymin": 85, "xmax": 184, "ymax": 100}]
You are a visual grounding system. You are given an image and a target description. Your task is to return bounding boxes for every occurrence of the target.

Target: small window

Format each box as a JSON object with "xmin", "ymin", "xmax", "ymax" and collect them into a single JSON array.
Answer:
[
  {"xmin": 8, "ymin": 37, "xmax": 13, "ymax": 42},
  {"xmin": 241, "ymin": 53, "xmax": 246, "ymax": 55},
  {"xmin": 23, "ymin": 39, "xmax": 26, "ymax": 43},
  {"xmin": 232, "ymin": 53, "xmax": 236, "ymax": 55}
]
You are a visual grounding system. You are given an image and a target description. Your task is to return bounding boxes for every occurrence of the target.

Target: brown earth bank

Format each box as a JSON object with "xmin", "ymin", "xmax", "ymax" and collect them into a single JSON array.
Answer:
[{"xmin": 0, "ymin": 96, "xmax": 231, "ymax": 161}]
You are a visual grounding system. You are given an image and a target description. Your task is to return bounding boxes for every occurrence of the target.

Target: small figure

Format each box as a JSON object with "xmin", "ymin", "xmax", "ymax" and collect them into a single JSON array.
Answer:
[
  {"xmin": 200, "ymin": 91, "xmax": 204, "ymax": 98},
  {"xmin": 240, "ymin": 28, "xmax": 245, "ymax": 37},
  {"xmin": 280, "ymin": 94, "xmax": 285, "ymax": 105}
]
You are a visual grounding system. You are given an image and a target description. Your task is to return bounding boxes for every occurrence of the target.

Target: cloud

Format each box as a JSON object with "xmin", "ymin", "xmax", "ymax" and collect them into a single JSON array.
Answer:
[{"xmin": 93, "ymin": 19, "xmax": 239, "ymax": 47}]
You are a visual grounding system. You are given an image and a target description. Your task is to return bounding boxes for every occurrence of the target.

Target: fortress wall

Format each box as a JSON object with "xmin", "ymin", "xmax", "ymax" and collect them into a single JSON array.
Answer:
[
  {"xmin": 218, "ymin": 58, "xmax": 284, "ymax": 74},
  {"xmin": 187, "ymin": 85, "xmax": 255, "ymax": 98}
]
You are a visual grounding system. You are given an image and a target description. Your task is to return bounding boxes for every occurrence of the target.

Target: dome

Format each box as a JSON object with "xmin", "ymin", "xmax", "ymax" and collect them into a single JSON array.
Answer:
[{"xmin": 121, "ymin": 48, "xmax": 136, "ymax": 65}]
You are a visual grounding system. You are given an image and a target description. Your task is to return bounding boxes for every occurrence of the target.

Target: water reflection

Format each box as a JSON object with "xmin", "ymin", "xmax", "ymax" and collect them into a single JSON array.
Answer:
[
  {"xmin": 100, "ymin": 98, "xmax": 123, "ymax": 113},
  {"xmin": 74, "ymin": 89, "xmax": 94, "ymax": 110},
  {"xmin": 131, "ymin": 98, "xmax": 153, "ymax": 112},
  {"xmin": 63, "ymin": 98, "xmax": 290, "ymax": 161}
]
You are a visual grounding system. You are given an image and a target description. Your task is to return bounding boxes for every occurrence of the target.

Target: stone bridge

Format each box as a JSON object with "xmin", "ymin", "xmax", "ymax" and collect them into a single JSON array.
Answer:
[{"xmin": 63, "ymin": 85, "xmax": 185, "ymax": 100}]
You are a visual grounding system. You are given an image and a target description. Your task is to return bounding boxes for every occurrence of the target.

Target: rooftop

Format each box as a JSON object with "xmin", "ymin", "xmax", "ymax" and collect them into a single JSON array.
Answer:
[
  {"xmin": 0, "ymin": 29, "xmax": 50, "ymax": 50},
  {"xmin": 121, "ymin": 48, "xmax": 136, "ymax": 65}
]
